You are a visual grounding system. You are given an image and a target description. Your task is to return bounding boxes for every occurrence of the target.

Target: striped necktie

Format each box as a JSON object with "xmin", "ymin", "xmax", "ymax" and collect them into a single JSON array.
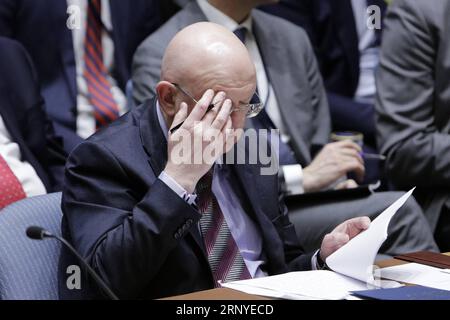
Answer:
[
  {"xmin": 83, "ymin": 0, "xmax": 120, "ymax": 129},
  {"xmin": 197, "ymin": 170, "xmax": 251, "ymax": 286},
  {"xmin": 0, "ymin": 154, "xmax": 26, "ymax": 209}
]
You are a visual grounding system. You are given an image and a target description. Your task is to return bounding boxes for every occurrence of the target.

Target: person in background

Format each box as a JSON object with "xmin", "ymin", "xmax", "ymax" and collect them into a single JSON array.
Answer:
[
  {"xmin": 376, "ymin": 0, "xmax": 450, "ymax": 251},
  {"xmin": 60, "ymin": 22, "xmax": 372, "ymax": 299},
  {"xmin": 260, "ymin": 0, "xmax": 388, "ymax": 183},
  {"xmin": 0, "ymin": 37, "xmax": 66, "ymax": 209},
  {"xmin": 132, "ymin": 0, "xmax": 438, "ymax": 255},
  {"xmin": 0, "ymin": 0, "xmax": 179, "ymax": 153}
]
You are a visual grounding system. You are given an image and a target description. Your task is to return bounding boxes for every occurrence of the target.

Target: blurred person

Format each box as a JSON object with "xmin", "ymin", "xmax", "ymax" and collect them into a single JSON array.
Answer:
[
  {"xmin": 260, "ymin": 0, "xmax": 388, "ymax": 184},
  {"xmin": 0, "ymin": 37, "xmax": 66, "ymax": 209},
  {"xmin": 132, "ymin": 0, "xmax": 437, "ymax": 255},
  {"xmin": 0, "ymin": 0, "xmax": 178, "ymax": 153},
  {"xmin": 376, "ymin": 0, "xmax": 450, "ymax": 251}
]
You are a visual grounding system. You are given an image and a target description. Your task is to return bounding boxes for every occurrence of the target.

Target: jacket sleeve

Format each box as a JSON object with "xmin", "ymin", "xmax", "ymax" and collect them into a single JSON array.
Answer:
[{"xmin": 62, "ymin": 141, "xmax": 202, "ymax": 299}]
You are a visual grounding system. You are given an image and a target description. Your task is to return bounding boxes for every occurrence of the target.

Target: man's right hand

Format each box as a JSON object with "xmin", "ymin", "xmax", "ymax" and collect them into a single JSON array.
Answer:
[
  {"xmin": 303, "ymin": 140, "xmax": 365, "ymax": 193},
  {"xmin": 164, "ymin": 89, "xmax": 234, "ymax": 193}
]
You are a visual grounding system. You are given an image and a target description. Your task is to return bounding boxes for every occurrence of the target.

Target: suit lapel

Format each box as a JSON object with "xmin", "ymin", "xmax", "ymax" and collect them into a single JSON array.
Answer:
[
  {"xmin": 252, "ymin": 11, "xmax": 312, "ymax": 165},
  {"xmin": 53, "ymin": 0, "xmax": 77, "ymax": 107}
]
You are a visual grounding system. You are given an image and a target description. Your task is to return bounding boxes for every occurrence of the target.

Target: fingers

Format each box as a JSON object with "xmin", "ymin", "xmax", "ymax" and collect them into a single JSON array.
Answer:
[
  {"xmin": 335, "ymin": 179, "xmax": 358, "ymax": 190},
  {"xmin": 340, "ymin": 148, "xmax": 364, "ymax": 164},
  {"xmin": 211, "ymin": 99, "xmax": 233, "ymax": 131},
  {"xmin": 202, "ymin": 91, "xmax": 227, "ymax": 125},
  {"xmin": 350, "ymin": 216, "xmax": 371, "ymax": 231},
  {"xmin": 322, "ymin": 233, "xmax": 350, "ymax": 255},
  {"xmin": 169, "ymin": 102, "xmax": 188, "ymax": 133},
  {"xmin": 335, "ymin": 216, "xmax": 371, "ymax": 238},
  {"xmin": 332, "ymin": 140, "xmax": 362, "ymax": 152},
  {"xmin": 183, "ymin": 89, "xmax": 215, "ymax": 127}
]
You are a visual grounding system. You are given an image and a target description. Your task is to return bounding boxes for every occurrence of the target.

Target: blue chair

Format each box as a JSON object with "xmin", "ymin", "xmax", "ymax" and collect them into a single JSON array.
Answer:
[{"xmin": 0, "ymin": 193, "xmax": 62, "ymax": 300}]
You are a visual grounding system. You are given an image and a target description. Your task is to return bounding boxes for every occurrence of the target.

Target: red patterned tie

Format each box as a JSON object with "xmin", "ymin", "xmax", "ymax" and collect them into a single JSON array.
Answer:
[
  {"xmin": 0, "ymin": 154, "xmax": 26, "ymax": 209},
  {"xmin": 197, "ymin": 171, "xmax": 251, "ymax": 287},
  {"xmin": 83, "ymin": 0, "xmax": 120, "ymax": 129}
]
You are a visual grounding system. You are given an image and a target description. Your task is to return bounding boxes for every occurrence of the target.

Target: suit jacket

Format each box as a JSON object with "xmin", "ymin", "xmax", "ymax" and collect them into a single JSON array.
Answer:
[
  {"xmin": 0, "ymin": 37, "xmax": 66, "ymax": 192},
  {"xmin": 261, "ymin": 0, "xmax": 387, "ymax": 146},
  {"xmin": 132, "ymin": 1, "xmax": 330, "ymax": 167},
  {"xmin": 376, "ymin": 0, "xmax": 450, "ymax": 230},
  {"xmin": 0, "ymin": 0, "xmax": 175, "ymax": 152},
  {"xmin": 60, "ymin": 97, "xmax": 313, "ymax": 299}
]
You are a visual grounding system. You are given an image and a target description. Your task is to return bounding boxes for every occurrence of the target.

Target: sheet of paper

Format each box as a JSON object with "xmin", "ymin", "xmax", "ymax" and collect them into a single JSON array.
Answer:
[
  {"xmin": 326, "ymin": 188, "xmax": 415, "ymax": 285},
  {"xmin": 380, "ymin": 263, "xmax": 450, "ymax": 291},
  {"xmin": 221, "ymin": 270, "xmax": 369, "ymax": 300}
]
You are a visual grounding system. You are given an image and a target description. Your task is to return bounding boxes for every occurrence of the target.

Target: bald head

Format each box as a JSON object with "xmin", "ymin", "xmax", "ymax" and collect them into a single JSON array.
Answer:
[{"xmin": 161, "ymin": 22, "xmax": 256, "ymax": 94}]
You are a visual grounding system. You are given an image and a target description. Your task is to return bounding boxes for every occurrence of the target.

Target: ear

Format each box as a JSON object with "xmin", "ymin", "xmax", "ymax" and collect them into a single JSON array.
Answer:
[{"xmin": 156, "ymin": 81, "xmax": 178, "ymax": 118}]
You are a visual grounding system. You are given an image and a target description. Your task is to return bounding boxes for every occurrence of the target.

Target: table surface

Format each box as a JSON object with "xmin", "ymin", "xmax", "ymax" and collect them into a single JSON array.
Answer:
[{"xmin": 162, "ymin": 253, "xmax": 450, "ymax": 300}]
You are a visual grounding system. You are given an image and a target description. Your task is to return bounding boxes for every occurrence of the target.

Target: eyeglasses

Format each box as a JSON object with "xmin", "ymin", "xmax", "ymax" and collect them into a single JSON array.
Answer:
[{"xmin": 172, "ymin": 83, "xmax": 264, "ymax": 118}]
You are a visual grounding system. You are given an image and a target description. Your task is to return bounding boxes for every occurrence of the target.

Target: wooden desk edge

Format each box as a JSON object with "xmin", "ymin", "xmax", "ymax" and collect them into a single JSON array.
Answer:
[{"xmin": 161, "ymin": 253, "xmax": 450, "ymax": 300}]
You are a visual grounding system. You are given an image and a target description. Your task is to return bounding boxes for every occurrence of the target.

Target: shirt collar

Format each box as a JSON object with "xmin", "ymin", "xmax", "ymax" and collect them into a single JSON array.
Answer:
[
  {"xmin": 156, "ymin": 100, "xmax": 169, "ymax": 141},
  {"xmin": 197, "ymin": 0, "xmax": 253, "ymax": 34}
]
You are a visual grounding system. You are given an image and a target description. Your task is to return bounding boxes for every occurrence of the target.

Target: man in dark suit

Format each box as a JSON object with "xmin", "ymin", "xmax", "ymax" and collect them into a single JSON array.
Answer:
[
  {"xmin": 60, "ymin": 22, "xmax": 372, "ymax": 299},
  {"xmin": 131, "ymin": 0, "xmax": 437, "ymax": 255},
  {"xmin": 376, "ymin": 0, "xmax": 450, "ymax": 251},
  {"xmin": 260, "ymin": 0, "xmax": 387, "ymax": 182},
  {"xmin": 0, "ymin": 37, "xmax": 66, "ymax": 208},
  {"xmin": 0, "ymin": 0, "xmax": 178, "ymax": 153}
]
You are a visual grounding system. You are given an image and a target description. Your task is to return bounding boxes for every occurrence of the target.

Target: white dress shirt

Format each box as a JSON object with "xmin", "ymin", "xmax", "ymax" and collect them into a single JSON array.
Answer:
[
  {"xmin": 197, "ymin": 0, "xmax": 304, "ymax": 195},
  {"xmin": 351, "ymin": 0, "xmax": 380, "ymax": 103},
  {"xmin": 67, "ymin": 0, "xmax": 127, "ymax": 139},
  {"xmin": 0, "ymin": 115, "xmax": 46, "ymax": 197}
]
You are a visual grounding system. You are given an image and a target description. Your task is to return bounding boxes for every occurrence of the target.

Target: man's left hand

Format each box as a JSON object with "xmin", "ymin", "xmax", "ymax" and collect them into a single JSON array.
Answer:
[{"xmin": 319, "ymin": 217, "xmax": 371, "ymax": 261}]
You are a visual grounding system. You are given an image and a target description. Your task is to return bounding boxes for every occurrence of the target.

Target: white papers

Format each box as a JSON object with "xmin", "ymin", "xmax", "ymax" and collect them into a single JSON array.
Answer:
[
  {"xmin": 220, "ymin": 189, "xmax": 413, "ymax": 299},
  {"xmin": 326, "ymin": 188, "xmax": 415, "ymax": 285},
  {"xmin": 221, "ymin": 271, "xmax": 369, "ymax": 300},
  {"xmin": 381, "ymin": 263, "xmax": 450, "ymax": 291}
]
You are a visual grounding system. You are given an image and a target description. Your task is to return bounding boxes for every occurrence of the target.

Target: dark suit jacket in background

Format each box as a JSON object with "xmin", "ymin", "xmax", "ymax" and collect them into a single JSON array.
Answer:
[
  {"xmin": 261, "ymin": 0, "xmax": 387, "ymax": 147},
  {"xmin": 60, "ymin": 97, "xmax": 313, "ymax": 299},
  {"xmin": 0, "ymin": 37, "xmax": 66, "ymax": 192},
  {"xmin": 132, "ymin": 1, "xmax": 331, "ymax": 167},
  {"xmin": 0, "ymin": 0, "xmax": 179, "ymax": 152},
  {"xmin": 376, "ymin": 0, "xmax": 450, "ymax": 232}
]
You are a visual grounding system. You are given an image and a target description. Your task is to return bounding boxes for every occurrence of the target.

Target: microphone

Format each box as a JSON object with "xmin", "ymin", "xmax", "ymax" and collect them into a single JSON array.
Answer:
[{"xmin": 26, "ymin": 226, "xmax": 119, "ymax": 300}]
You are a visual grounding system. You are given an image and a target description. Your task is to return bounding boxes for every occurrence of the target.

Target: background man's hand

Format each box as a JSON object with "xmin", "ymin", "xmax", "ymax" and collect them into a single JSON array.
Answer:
[
  {"xmin": 303, "ymin": 140, "xmax": 365, "ymax": 193},
  {"xmin": 164, "ymin": 89, "xmax": 234, "ymax": 193},
  {"xmin": 319, "ymin": 216, "xmax": 371, "ymax": 261}
]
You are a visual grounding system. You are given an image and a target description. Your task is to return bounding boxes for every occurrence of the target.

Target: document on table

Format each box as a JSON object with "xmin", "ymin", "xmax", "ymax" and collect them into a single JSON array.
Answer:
[
  {"xmin": 326, "ymin": 188, "xmax": 415, "ymax": 285},
  {"xmin": 221, "ymin": 270, "xmax": 369, "ymax": 300},
  {"xmin": 221, "ymin": 189, "xmax": 415, "ymax": 299},
  {"xmin": 380, "ymin": 263, "xmax": 450, "ymax": 291}
]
